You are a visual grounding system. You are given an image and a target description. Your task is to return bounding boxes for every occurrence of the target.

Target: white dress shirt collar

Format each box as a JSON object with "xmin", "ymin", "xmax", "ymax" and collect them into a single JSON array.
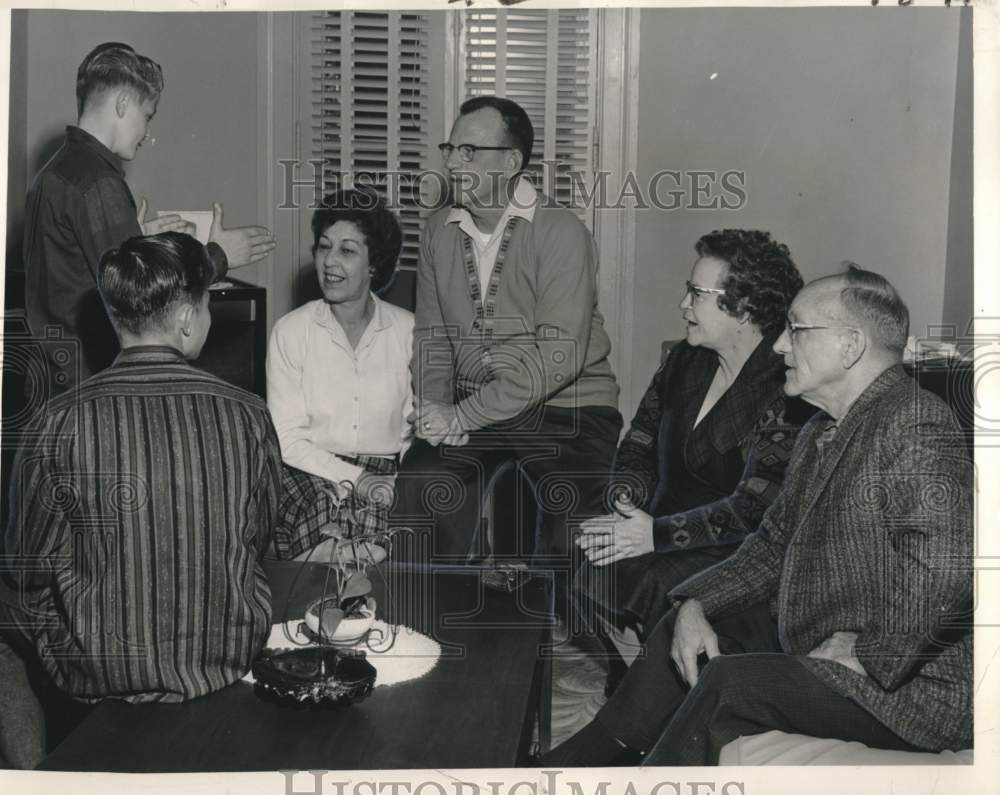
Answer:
[
  {"xmin": 311, "ymin": 293, "xmax": 391, "ymax": 349},
  {"xmin": 445, "ymin": 175, "xmax": 538, "ymax": 233}
]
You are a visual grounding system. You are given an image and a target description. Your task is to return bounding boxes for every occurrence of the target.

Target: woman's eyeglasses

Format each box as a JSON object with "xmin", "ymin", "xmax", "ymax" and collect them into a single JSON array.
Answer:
[{"xmin": 684, "ymin": 281, "xmax": 726, "ymax": 302}]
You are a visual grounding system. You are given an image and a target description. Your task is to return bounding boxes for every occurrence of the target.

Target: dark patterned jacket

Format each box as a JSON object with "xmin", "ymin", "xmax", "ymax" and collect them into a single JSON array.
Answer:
[
  {"xmin": 613, "ymin": 338, "xmax": 813, "ymax": 551},
  {"xmin": 675, "ymin": 365, "xmax": 973, "ymax": 751}
]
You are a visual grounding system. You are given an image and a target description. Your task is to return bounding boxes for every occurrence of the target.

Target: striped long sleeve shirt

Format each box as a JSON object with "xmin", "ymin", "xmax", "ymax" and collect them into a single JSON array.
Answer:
[{"xmin": 2, "ymin": 346, "xmax": 282, "ymax": 703}]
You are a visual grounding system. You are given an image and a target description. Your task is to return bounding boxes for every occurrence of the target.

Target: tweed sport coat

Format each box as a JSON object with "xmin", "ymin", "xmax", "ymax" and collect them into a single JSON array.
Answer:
[{"xmin": 674, "ymin": 365, "xmax": 973, "ymax": 751}]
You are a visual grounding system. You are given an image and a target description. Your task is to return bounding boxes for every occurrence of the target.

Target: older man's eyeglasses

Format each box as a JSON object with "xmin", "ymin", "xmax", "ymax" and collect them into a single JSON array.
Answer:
[
  {"xmin": 785, "ymin": 320, "xmax": 858, "ymax": 337},
  {"xmin": 438, "ymin": 143, "xmax": 514, "ymax": 163},
  {"xmin": 684, "ymin": 281, "xmax": 726, "ymax": 302}
]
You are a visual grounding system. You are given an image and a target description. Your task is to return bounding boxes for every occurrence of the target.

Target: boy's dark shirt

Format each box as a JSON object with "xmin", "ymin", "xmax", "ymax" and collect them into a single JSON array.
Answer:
[{"xmin": 23, "ymin": 126, "xmax": 227, "ymax": 391}]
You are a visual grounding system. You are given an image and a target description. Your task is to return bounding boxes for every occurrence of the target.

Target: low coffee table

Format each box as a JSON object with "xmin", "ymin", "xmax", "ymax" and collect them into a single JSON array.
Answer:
[{"xmin": 40, "ymin": 560, "xmax": 554, "ymax": 772}]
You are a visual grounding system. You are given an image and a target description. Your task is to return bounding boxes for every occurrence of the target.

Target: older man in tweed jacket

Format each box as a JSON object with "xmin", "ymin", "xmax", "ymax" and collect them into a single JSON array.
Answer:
[{"xmin": 540, "ymin": 265, "xmax": 973, "ymax": 766}]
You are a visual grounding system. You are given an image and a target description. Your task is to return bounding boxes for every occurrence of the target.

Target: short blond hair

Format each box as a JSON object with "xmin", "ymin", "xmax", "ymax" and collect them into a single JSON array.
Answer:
[{"xmin": 77, "ymin": 42, "xmax": 163, "ymax": 116}]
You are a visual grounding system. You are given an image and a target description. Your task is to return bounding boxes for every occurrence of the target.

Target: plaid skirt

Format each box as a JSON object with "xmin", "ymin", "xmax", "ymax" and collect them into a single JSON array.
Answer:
[{"xmin": 273, "ymin": 455, "xmax": 398, "ymax": 560}]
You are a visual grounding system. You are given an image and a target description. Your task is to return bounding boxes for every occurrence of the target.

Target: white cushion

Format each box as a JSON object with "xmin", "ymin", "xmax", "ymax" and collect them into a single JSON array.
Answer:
[{"xmin": 718, "ymin": 730, "xmax": 973, "ymax": 765}]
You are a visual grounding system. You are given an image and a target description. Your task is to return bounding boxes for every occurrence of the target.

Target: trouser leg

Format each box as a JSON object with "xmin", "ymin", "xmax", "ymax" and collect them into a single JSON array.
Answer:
[
  {"xmin": 391, "ymin": 439, "xmax": 507, "ymax": 564},
  {"xmin": 576, "ymin": 546, "xmax": 735, "ymax": 637},
  {"xmin": 644, "ymin": 653, "xmax": 921, "ymax": 765},
  {"xmin": 598, "ymin": 600, "xmax": 780, "ymax": 751},
  {"xmin": 391, "ymin": 405, "xmax": 620, "ymax": 588},
  {"xmin": 0, "ymin": 598, "xmax": 93, "ymax": 766},
  {"xmin": 515, "ymin": 406, "xmax": 623, "ymax": 622},
  {"xmin": 573, "ymin": 546, "xmax": 736, "ymax": 696},
  {"xmin": 0, "ymin": 629, "xmax": 45, "ymax": 769}
]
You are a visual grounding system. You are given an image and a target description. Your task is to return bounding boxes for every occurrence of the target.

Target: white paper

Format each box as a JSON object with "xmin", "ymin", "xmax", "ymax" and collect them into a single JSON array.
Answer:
[{"xmin": 155, "ymin": 210, "xmax": 213, "ymax": 244}]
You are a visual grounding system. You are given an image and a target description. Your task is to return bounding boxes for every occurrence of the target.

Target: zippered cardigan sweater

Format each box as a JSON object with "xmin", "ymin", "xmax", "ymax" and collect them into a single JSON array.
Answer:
[{"xmin": 412, "ymin": 200, "xmax": 620, "ymax": 431}]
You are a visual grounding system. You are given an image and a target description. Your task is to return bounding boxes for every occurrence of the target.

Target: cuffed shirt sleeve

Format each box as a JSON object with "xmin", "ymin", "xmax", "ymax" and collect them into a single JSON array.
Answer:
[{"xmin": 206, "ymin": 242, "xmax": 229, "ymax": 282}]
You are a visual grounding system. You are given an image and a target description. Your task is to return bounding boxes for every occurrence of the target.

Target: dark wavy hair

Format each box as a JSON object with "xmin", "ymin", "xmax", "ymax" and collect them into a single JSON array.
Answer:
[
  {"xmin": 98, "ymin": 232, "xmax": 213, "ymax": 335},
  {"xmin": 311, "ymin": 188, "xmax": 403, "ymax": 294},
  {"xmin": 77, "ymin": 42, "xmax": 163, "ymax": 116},
  {"xmin": 459, "ymin": 95, "xmax": 534, "ymax": 171},
  {"xmin": 694, "ymin": 229, "xmax": 803, "ymax": 338}
]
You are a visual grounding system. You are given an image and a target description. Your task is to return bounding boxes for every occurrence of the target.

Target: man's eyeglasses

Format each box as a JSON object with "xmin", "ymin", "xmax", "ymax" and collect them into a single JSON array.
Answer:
[
  {"xmin": 438, "ymin": 143, "xmax": 514, "ymax": 163},
  {"xmin": 684, "ymin": 281, "xmax": 726, "ymax": 302},
  {"xmin": 785, "ymin": 320, "xmax": 858, "ymax": 337}
]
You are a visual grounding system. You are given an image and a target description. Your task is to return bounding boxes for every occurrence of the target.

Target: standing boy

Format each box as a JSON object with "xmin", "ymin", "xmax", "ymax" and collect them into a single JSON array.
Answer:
[{"xmin": 23, "ymin": 41, "xmax": 276, "ymax": 391}]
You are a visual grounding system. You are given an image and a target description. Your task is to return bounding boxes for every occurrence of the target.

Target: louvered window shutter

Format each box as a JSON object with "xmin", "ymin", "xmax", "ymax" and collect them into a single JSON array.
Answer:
[
  {"xmin": 311, "ymin": 11, "xmax": 430, "ymax": 270},
  {"xmin": 461, "ymin": 9, "xmax": 597, "ymax": 228}
]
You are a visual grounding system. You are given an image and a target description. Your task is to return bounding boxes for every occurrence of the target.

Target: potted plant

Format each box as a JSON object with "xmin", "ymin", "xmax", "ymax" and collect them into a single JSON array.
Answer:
[{"xmin": 304, "ymin": 563, "xmax": 377, "ymax": 645}]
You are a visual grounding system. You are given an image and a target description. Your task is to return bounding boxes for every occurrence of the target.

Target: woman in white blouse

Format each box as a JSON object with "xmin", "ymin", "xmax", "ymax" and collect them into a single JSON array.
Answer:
[{"xmin": 267, "ymin": 188, "xmax": 413, "ymax": 559}]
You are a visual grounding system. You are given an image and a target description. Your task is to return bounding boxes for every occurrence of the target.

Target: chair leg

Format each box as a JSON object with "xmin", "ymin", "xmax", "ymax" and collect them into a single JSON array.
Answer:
[
  {"xmin": 538, "ymin": 650, "xmax": 553, "ymax": 752},
  {"xmin": 595, "ymin": 623, "xmax": 630, "ymax": 697}
]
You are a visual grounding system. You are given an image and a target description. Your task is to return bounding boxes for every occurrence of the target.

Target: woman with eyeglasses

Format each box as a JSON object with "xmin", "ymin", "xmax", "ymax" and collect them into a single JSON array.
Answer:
[
  {"xmin": 575, "ymin": 228, "xmax": 811, "ymax": 693},
  {"xmin": 266, "ymin": 188, "xmax": 412, "ymax": 561}
]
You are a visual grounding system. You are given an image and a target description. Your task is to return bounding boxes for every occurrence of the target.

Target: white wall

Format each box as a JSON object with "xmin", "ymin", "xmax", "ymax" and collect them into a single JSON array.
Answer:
[
  {"xmin": 944, "ymin": 7, "xmax": 974, "ymax": 336},
  {"xmin": 10, "ymin": 9, "xmax": 452, "ymax": 327},
  {"xmin": 628, "ymin": 7, "xmax": 965, "ymax": 418},
  {"xmin": 9, "ymin": 8, "xmax": 971, "ymax": 414}
]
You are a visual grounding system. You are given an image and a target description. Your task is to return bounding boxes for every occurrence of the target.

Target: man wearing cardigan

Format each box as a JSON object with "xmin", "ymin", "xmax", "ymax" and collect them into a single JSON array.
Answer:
[
  {"xmin": 540, "ymin": 265, "xmax": 973, "ymax": 765},
  {"xmin": 392, "ymin": 96, "xmax": 621, "ymax": 580}
]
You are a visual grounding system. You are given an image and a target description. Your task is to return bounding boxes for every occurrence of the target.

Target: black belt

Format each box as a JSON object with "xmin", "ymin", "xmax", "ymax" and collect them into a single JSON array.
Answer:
[{"xmin": 336, "ymin": 453, "xmax": 399, "ymax": 476}]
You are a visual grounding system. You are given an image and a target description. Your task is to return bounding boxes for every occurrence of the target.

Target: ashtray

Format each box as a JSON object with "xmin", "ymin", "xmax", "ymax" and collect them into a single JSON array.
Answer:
[{"xmin": 252, "ymin": 646, "xmax": 376, "ymax": 704}]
